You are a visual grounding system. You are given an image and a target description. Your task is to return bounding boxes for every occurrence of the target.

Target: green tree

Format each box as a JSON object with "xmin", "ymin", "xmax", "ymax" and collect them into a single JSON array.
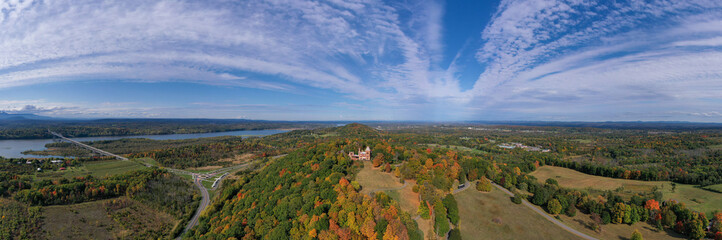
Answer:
[
  {"xmin": 448, "ymin": 228, "xmax": 462, "ymax": 240},
  {"xmin": 630, "ymin": 229, "xmax": 643, "ymax": 240},
  {"xmin": 418, "ymin": 201, "xmax": 430, "ymax": 219},
  {"xmin": 443, "ymin": 194, "xmax": 460, "ymax": 225},
  {"xmin": 433, "ymin": 199, "xmax": 450, "ymax": 236},
  {"xmin": 687, "ymin": 213, "xmax": 706, "ymax": 240},
  {"xmin": 547, "ymin": 199, "xmax": 562, "ymax": 215},
  {"xmin": 545, "ymin": 178, "xmax": 558, "ymax": 186},
  {"xmin": 511, "ymin": 194, "xmax": 523, "ymax": 204},
  {"xmin": 612, "ymin": 203, "xmax": 628, "ymax": 224}
]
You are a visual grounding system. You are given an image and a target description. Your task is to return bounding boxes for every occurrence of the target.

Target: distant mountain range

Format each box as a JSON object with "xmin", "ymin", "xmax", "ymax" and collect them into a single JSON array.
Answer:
[{"xmin": 0, "ymin": 112, "xmax": 55, "ymax": 121}]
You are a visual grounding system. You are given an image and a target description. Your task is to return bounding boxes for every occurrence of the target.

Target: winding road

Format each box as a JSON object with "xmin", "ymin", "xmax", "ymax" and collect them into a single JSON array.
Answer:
[
  {"xmin": 52, "ymin": 131, "xmax": 251, "ymax": 240},
  {"xmin": 178, "ymin": 175, "xmax": 210, "ymax": 239},
  {"xmin": 491, "ymin": 182, "xmax": 598, "ymax": 240}
]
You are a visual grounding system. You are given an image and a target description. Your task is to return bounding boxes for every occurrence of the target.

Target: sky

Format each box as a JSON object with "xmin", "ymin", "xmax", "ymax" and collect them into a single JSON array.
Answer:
[{"xmin": 1, "ymin": 0, "xmax": 721, "ymax": 122}]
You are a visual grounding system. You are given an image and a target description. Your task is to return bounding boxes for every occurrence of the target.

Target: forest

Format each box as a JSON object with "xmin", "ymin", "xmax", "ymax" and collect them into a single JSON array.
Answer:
[{"xmin": 184, "ymin": 136, "xmax": 422, "ymax": 239}]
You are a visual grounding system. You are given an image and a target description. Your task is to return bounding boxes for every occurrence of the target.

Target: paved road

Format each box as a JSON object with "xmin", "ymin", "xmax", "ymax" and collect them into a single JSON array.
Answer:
[
  {"xmin": 452, "ymin": 181, "xmax": 471, "ymax": 194},
  {"xmin": 178, "ymin": 175, "xmax": 210, "ymax": 239},
  {"xmin": 491, "ymin": 182, "xmax": 598, "ymax": 240}
]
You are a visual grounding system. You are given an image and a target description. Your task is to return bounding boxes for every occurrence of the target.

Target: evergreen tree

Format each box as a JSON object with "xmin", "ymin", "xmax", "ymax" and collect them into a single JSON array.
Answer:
[
  {"xmin": 433, "ymin": 199, "xmax": 450, "ymax": 236},
  {"xmin": 443, "ymin": 194, "xmax": 460, "ymax": 225}
]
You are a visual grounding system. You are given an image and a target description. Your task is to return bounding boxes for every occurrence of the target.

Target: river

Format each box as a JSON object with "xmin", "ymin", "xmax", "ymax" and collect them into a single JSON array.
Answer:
[{"xmin": 0, "ymin": 129, "xmax": 289, "ymax": 158}]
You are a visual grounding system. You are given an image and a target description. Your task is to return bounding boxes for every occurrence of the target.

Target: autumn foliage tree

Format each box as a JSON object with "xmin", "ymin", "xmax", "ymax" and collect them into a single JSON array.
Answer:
[
  {"xmin": 476, "ymin": 176, "xmax": 492, "ymax": 192},
  {"xmin": 547, "ymin": 199, "xmax": 562, "ymax": 215}
]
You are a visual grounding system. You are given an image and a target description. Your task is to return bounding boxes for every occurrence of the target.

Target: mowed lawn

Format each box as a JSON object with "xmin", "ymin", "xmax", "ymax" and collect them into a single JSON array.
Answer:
[
  {"xmin": 531, "ymin": 166, "xmax": 722, "ymax": 215},
  {"xmin": 456, "ymin": 187, "xmax": 579, "ymax": 240},
  {"xmin": 355, "ymin": 161, "xmax": 403, "ymax": 195}
]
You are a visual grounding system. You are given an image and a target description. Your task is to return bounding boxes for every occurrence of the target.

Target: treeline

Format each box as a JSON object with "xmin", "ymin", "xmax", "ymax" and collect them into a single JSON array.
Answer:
[
  {"xmin": 541, "ymin": 156, "xmax": 722, "ymax": 186},
  {"xmin": 407, "ymin": 125, "xmax": 722, "ymax": 186},
  {"xmin": 186, "ymin": 138, "xmax": 421, "ymax": 239},
  {"xmin": 27, "ymin": 136, "xmax": 251, "ymax": 157},
  {"xmin": 0, "ymin": 119, "xmax": 317, "ymax": 140}
]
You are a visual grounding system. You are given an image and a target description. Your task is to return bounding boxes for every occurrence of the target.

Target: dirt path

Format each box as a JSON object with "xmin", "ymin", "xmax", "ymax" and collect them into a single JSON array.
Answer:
[{"xmin": 491, "ymin": 182, "xmax": 598, "ymax": 240}]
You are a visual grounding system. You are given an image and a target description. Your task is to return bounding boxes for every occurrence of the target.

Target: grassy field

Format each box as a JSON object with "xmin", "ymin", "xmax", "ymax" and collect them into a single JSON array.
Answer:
[
  {"xmin": 531, "ymin": 166, "xmax": 722, "ymax": 215},
  {"xmin": 456, "ymin": 186, "xmax": 579, "ymax": 240},
  {"xmin": 36, "ymin": 160, "xmax": 146, "ymax": 179},
  {"xmin": 423, "ymin": 143, "xmax": 488, "ymax": 155},
  {"xmin": 133, "ymin": 157, "xmax": 159, "ymax": 167},
  {"xmin": 703, "ymin": 183, "xmax": 722, "ymax": 193},
  {"xmin": 555, "ymin": 210, "xmax": 685, "ymax": 240},
  {"xmin": 355, "ymin": 161, "xmax": 403, "ymax": 195},
  {"xmin": 356, "ymin": 162, "xmax": 427, "ymax": 238},
  {"xmin": 42, "ymin": 197, "xmax": 177, "ymax": 239}
]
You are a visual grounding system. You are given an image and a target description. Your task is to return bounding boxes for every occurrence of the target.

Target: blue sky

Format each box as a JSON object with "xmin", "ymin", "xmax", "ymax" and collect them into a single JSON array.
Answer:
[{"xmin": 1, "ymin": 0, "xmax": 721, "ymax": 121}]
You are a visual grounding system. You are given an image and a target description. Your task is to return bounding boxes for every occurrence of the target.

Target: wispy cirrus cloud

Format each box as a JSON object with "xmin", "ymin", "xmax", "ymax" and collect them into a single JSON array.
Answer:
[
  {"xmin": 0, "ymin": 0, "xmax": 460, "ymax": 106},
  {"xmin": 2, "ymin": 0, "xmax": 722, "ymax": 121},
  {"xmin": 468, "ymin": 0, "xmax": 722, "ymax": 121}
]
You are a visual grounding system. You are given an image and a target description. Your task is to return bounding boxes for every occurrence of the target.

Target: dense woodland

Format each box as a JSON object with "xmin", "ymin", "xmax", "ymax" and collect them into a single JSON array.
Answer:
[{"xmin": 185, "ymin": 136, "xmax": 422, "ymax": 239}]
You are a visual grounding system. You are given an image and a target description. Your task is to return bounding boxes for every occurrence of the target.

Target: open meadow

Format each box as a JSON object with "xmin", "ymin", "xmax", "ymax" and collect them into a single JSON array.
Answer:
[
  {"xmin": 554, "ymin": 210, "xmax": 686, "ymax": 240},
  {"xmin": 36, "ymin": 160, "xmax": 146, "ymax": 179},
  {"xmin": 355, "ymin": 161, "xmax": 404, "ymax": 195},
  {"xmin": 531, "ymin": 166, "xmax": 722, "ymax": 215},
  {"xmin": 42, "ymin": 197, "xmax": 177, "ymax": 239},
  {"xmin": 455, "ymin": 185, "xmax": 579, "ymax": 239}
]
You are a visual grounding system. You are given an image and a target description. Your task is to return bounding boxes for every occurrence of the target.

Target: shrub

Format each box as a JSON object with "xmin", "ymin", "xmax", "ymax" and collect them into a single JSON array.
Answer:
[
  {"xmin": 545, "ymin": 178, "xmax": 558, "ymax": 186},
  {"xmin": 566, "ymin": 206, "xmax": 577, "ymax": 217},
  {"xmin": 511, "ymin": 195, "xmax": 522, "ymax": 204},
  {"xmin": 448, "ymin": 228, "xmax": 462, "ymax": 240},
  {"xmin": 630, "ymin": 229, "xmax": 643, "ymax": 240},
  {"xmin": 418, "ymin": 201, "xmax": 430, "ymax": 219}
]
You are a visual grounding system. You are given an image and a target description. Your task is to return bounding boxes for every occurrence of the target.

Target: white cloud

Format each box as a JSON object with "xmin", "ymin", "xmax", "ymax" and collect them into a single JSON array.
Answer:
[
  {"xmin": 3, "ymin": 0, "xmax": 722, "ymax": 121},
  {"xmin": 0, "ymin": 0, "xmax": 461, "ymax": 108},
  {"xmin": 468, "ymin": 0, "xmax": 722, "ymax": 121}
]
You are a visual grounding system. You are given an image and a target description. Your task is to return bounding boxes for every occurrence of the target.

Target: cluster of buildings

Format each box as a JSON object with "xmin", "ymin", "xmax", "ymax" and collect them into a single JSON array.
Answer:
[
  {"xmin": 349, "ymin": 146, "xmax": 372, "ymax": 161},
  {"xmin": 497, "ymin": 143, "xmax": 551, "ymax": 152}
]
